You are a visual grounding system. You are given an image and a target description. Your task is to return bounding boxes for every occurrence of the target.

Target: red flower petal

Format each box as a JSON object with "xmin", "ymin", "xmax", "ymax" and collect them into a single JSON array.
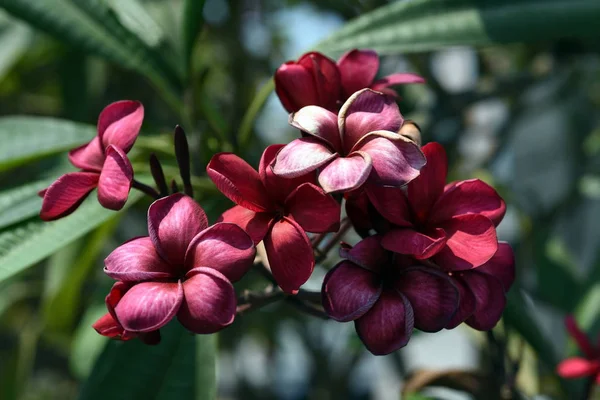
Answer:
[
  {"xmin": 355, "ymin": 289, "xmax": 414, "ymax": 355},
  {"xmin": 178, "ymin": 267, "xmax": 236, "ymax": 334},
  {"xmin": 461, "ymin": 271, "xmax": 506, "ymax": 331},
  {"xmin": 476, "ymin": 242, "xmax": 515, "ymax": 291},
  {"xmin": 264, "ymin": 217, "xmax": 314, "ymax": 293},
  {"xmin": 339, "ymin": 235, "xmax": 387, "ymax": 273},
  {"xmin": 322, "ymin": 261, "xmax": 382, "ymax": 322},
  {"xmin": 219, "ymin": 206, "xmax": 272, "ymax": 245},
  {"xmin": 433, "ymin": 214, "xmax": 498, "ymax": 270},
  {"xmin": 318, "ymin": 151, "xmax": 372, "ymax": 193},
  {"xmin": 68, "ymin": 136, "xmax": 105, "ymax": 171},
  {"xmin": 556, "ymin": 358, "xmax": 600, "ymax": 379},
  {"xmin": 365, "ymin": 184, "xmax": 413, "ymax": 227},
  {"xmin": 396, "ymin": 266, "xmax": 459, "ymax": 332},
  {"xmin": 273, "ymin": 137, "xmax": 337, "ymax": 179},
  {"xmin": 565, "ymin": 315, "xmax": 597, "ymax": 359},
  {"xmin": 148, "ymin": 194, "xmax": 208, "ymax": 266},
  {"xmin": 445, "ymin": 277, "xmax": 477, "ymax": 329},
  {"xmin": 298, "ymin": 52, "xmax": 341, "ymax": 111},
  {"xmin": 430, "ymin": 179, "xmax": 506, "ymax": 227},
  {"xmin": 344, "ymin": 189, "xmax": 374, "ymax": 234},
  {"xmin": 275, "ymin": 62, "xmax": 319, "ymax": 112},
  {"xmin": 370, "ymin": 73, "xmax": 425, "ymax": 92},
  {"xmin": 339, "ymin": 89, "xmax": 402, "ymax": 153},
  {"xmin": 290, "ymin": 106, "xmax": 342, "ymax": 151},
  {"xmin": 98, "ymin": 100, "xmax": 144, "ymax": 153},
  {"xmin": 115, "ymin": 281, "xmax": 183, "ymax": 332},
  {"xmin": 97, "ymin": 145, "xmax": 133, "ymax": 211},
  {"xmin": 285, "ymin": 182, "xmax": 340, "ymax": 233},
  {"xmin": 381, "ymin": 228, "xmax": 447, "ymax": 259},
  {"xmin": 337, "ymin": 49, "xmax": 379, "ymax": 98},
  {"xmin": 207, "ymin": 152, "xmax": 272, "ymax": 212},
  {"xmin": 104, "ymin": 236, "xmax": 173, "ymax": 281},
  {"xmin": 185, "ymin": 222, "xmax": 255, "ymax": 282},
  {"xmin": 407, "ymin": 142, "xmax": 447, "ymax": 222},
  {"xmin": 40, "ymin": 172, "xmax": 99, "ymax": 221},
  {"xmin": 92, "ymin": 312, "xmax": 125, "ymax": 338}
]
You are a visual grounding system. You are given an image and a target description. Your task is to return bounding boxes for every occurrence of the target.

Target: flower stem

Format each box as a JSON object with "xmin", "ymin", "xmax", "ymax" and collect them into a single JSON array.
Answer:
[
  {"xmin": 131, "ymin": 179, "xmax": 160, "ymax": 199},
  {"xmin": 236, "ymin": 285, "xmax": 285, "ymax": 315},
  {"xmin": 315, "ymin": 218, "xmax": 351, "ymax": 264}
]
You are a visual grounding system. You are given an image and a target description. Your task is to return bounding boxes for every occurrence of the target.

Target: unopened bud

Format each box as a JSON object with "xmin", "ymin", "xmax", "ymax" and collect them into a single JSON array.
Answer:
[{"xmin": 398, "ymin": 121, "xmax": 421, "ymax": 146}]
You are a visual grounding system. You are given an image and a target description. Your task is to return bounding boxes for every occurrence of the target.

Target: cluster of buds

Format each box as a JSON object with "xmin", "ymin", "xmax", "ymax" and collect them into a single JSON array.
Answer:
[{"xmin": 39, "ymin": 49, "xmax": 514, "ymax": 355}]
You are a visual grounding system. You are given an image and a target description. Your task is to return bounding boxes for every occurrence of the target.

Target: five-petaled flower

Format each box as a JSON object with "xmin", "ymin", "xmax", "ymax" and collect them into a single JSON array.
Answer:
[
  {"xmin": 39, "ymin": 101, "xmax": 144, "ymax": 220},
  {"xmin": 322, "ymin": 236, "xmax": 459, "ymax": 355},
  {"xmin": 207, "ymin": 144, "xmax": 340, "ymax": 293},
  {"xmin": 93, "ymin": 194, "xmax": 256, "ymax": 340},
  {"xmin": 272, "ymin": 89, "xmax": 426, "ymax": 194},
  {"xmin": 275, "ymin": 49, "xmax": 425, "ymax": 113},
  {"xmin": 557, "ymin": 316, "xmax": 600, "ymax": 384}
]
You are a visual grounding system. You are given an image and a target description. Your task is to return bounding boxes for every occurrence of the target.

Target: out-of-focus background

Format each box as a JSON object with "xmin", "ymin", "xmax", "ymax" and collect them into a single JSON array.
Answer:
[{"xmin": 0, "ymin": 0, "xmax": 599, "ymax": 399}]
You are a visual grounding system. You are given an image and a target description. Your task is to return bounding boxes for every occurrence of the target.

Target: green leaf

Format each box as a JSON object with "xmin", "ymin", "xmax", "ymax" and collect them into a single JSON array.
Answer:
[
  {"xmin": 0, "ymin": 191, "xmax": 143, "ymax": 284},
  {"xmin": 316, "ymin": 0, "xmax": 600, "ymax": 55},
  {"xmin": 0, "ymin": 116, "xmax": 95, "ymax": 172},
  {"xmin": 181, "ymin": 0, "xmax": 206, "ymax": 75},
  {"xmin": 70, "ymin": 303, "xmax": 109, "ymax": 380},
  {"xmin": 238, "ymin": 78, "xmax": 274, "ymax": 149},
  {"xmin": 0, "ymin": 178, "xmax": 53, "ymax": 229},
  {"xmin": 0, "ymin": 15, "xmax": 32, "ymax": 80},
  {"xmin": 0, "ymin": 0, "xmax": 183, "ymax": 112}
]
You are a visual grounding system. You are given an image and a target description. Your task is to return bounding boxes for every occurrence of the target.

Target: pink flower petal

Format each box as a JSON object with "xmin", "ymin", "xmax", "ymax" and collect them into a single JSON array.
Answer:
[
  {"xmin": 104, "ymin": 237, "xmax": 173, "ymax": 281},
  {"xmin": 178, "ymin": 267, "xmax": 236, "ymax": 334},
  {"xmin": 115, "ymin": 281, "xmax": 183, "ymax": 332},
  {"xmin": 98, "ymin": 100, "xmax": 144, "ymax": 153},
  {"xmin": 92, "ymin": 312, "xmax": 125, "ymax": 338},
  {"xmin": 285, "ymin": 182, "xmax": 340, "ymax": 233},
  {"xmin": 556, "ymin": 358, "xmax": 600, "ymax": 379},
  {"xmin": 97, "ymin": 145, "xmax": 133, "ymax": 211},
  {"xmin": 68, "ymin": 136, "xmax": 105, "ymax": 171},
  {"xmin": 318, "ymin": 151, "xmax": 372, "ymax": 193},
  {"xmin": 273, "ymin": 137, "xmax": 338, "ymax": 178},
  {"xmin": 338, "ymin": 89, "xmax": 402, "ymax": 152},
  {"xmin": 476, "ymin": 242, "xmax": 515, "ymax": 291},
  {"xmin": 370, "ymin": 73, "xmax": 426, "ymax": 92},
  {"xmin": 357, "ymin": 133, "xmax": 426, "ymax": 187},
  {"xmin": 396, "ymin": 266, "xmax": 459, "ymax": 332},
  {"xmin": 40, "ymin": 172, "xmax": 99, "ymax": 221},
  {"xmin": 565, "ymin": 315, "xmax": 597, "ymax": 359},
  {"xmin": 264, "ymin": 217, "xmax": 314, "ymax": 293},
  {"xmin": 355, "ymin": 289, "xmax": 414, "ymax": 355},
  {"xmin": 290, "ymin": 106, "xmax": 342, "ymax": 151},
  {"xmin": 337, "ymin": 49, "xmax": 379, "ymax": 97},
  {"xmin": 207, "ymin": 153, "xmax": 273, "ymax": 212},
  {"xmin": 430, "ymin": 179, "xmax": 506, "ymax": 227},
  {"xmin": 433, "ymin": 214, "xmax": 498, "ymax": 270},
  {"xmin": 148, "ymin": 194, "xmax": 208, "ymax": 266},
  {"xmin": 275, "ymin": 62, "xmax": 319, "ymax": 112},
  {"xmin": 185, "ymin": 222, "xmax": 256, "ymax": 282},
  {"xmin": 322, "ymin": 261, "xmax": 382, "ymax": 322},
  {"xmin": 364, "ymin": 184, "xmax": 413, "ymax": 227},
  {"xmin": 339, "ymin": 235, "xmax": 387, "ymax": 273},
  {"xmin": 298, "ymin": 52, "xmax": 341, "ymax": 111},
  {"xmin": 381, "ymin": 228, "xmax": 447, "ymax": 259},
  {"xmin": 219, "ymin": 206, "xmax": 272, "ymax": 245},
  {"xmin": 407, "ymin": 142, "xmax": 448, "ymax": 223},
  {"xmin": 445, "ymin": 277, "xmax": 477, "ymax": 329},
  {"xmin": 461, "ymin": 271, "xmax": 506, "ymax": 331}
]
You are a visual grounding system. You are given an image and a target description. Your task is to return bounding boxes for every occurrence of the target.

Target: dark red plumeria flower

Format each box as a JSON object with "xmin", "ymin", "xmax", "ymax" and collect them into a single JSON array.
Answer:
[
  {"xmin": 93, "ymin": 194, "xmax": 256, "ymax": 340},
  {"xmin": 207, "ymin": 144, "xmax": 340, "ymax": 293},
  {"xmin": 39, "ymin": 101, "xmax": 144, "ymax": 220},
  {"xmin": 322, "ymin": 236, "xmax": 459, "ymax": 355},
  {"xmin": 557, "ymin": 316, "xmax": 600, "ymax": 383},
  {"xmin": 275, "ymin": 49, "xmax": 425, "ymax": 113},
  {"xmin": 272, "ymin": 89, "xmax": 426, "ymax": 193}
]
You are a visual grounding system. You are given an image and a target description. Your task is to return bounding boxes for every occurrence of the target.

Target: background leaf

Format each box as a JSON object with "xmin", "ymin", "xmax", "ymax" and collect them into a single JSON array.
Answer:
[
  {"xmin": 181, "ymin": 0, "xmax": 206, "ymax": 76},
  {"xmin": 0, "ymin": 178, "xmax": 52, "ymax": 229}
]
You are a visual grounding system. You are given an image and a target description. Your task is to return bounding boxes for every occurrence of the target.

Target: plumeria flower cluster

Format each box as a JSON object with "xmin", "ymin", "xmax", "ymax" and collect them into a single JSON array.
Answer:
[{"xmin": 38, "ymin": 48, "xmax": 514, "ymax": 355}]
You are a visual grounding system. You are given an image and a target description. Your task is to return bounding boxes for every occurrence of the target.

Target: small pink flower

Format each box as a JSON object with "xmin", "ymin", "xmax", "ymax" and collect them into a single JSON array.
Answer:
[
  {"xmin": 557, "ymin": 316, "xmax": 600, "ymax": 383},
  {"xmin": 95, "ymin": 194, "xmax": 256, "ymax": 338},
  {"xmin": 272, "ymin": 89, "xmax": 426, "ymax": 193},
  {"xmin": 275, "ymin": 49, "xmax": 424, "ymax": 112},
  {"xmin": 39, "ymin": 100, "xmax": 144, "ymax": 220},
  {"xmin": 322, "ymin": 236, "xmax": 459, "ymax": 355},
  {"xmin": 207, "ymin": 145, "xmax": 340, "ymax": 293}
]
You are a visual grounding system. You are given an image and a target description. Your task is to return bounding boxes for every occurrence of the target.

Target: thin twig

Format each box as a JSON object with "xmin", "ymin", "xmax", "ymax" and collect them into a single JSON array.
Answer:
[
  {"xmin": 315, "ymin": 218, "xmax": 351, "ymax": 264},
  {"xmin": 131, "ymin": 179, "xmax": 160, "ymax": 199},
  {"xmin": 236, "ymin": 285, "xmax": 285, "ymax": 316}
]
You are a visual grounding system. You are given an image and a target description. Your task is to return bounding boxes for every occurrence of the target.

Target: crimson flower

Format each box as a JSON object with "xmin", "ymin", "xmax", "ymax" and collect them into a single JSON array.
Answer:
[
  {"xmin": 93, "ymin": 194, "xmax": 255, "ymax": 340},
  {"xmin": 322, "ymin": 236, "xmax": 459, "ymax": 355},
  {"xmin": 207, "ymin": 145, "xmax": 340, "ymax": 293},
  {"xmin": 272, "ymin": 89, "xmax": 426, "ymax": 193},
  {"xmin": 40, "ymin": 101, "xmax": 144, "ymax": 220},
  {"xmin": 275, "ymin": 49, "xmax": 424, "ymax": 113},
  {"xmin": 557, "ymin": 316, "xmax": 600, "ymax": 383}
]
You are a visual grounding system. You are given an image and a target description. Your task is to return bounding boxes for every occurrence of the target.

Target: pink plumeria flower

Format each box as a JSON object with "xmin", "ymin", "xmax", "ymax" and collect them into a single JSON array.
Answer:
[
  {"xmin": 272, "ymin": 89, "xmax": 426, "ymax": 194},
  {"xmin": 39, "ymin": 100, "xmax": 144, "ymax": 220},
  {"xmin": 207, "ymin": 145, "xmax": 340, "ymax": 293},
  {"xmin": 275, "ymin": 49, "xmax": 425, "ymax": 113},
  {"xmin": 557, "ymin": 316, "xmax": 600, "ymax": 383},
  {"xmin": 95, "ymin": 194, "xmax": 255, "ymax": 338}
]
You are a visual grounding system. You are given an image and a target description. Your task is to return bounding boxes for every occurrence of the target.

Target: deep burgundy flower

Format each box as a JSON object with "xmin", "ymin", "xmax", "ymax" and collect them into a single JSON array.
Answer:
[
  {"xmin": 94, "ymin": 194, "xmax": 255, "ymax": 339},
  {"xmin": 557, "ymin": 316, "xmax": 600, "ymax": 383},
  {"xmin": 272, "ymin": 89, "xmax": 426, "ymax": 193},
  {"xmin": 360, "ymin": 142, "xmax": 505, "ymax": 270},
  {"xmin": 40, "ymin": 101, "xmax": 144, "ymax": 220},
  {"xmin": 322, "ymin": 236, "xmax": 459, "ymax": 355},
  {"xmin": 275, "ymin": 49, "xmax": 424, "ymax": 112},
  {"xmin": 207, "ymin": 145, "xmax": 340, "ymax": 293}
]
